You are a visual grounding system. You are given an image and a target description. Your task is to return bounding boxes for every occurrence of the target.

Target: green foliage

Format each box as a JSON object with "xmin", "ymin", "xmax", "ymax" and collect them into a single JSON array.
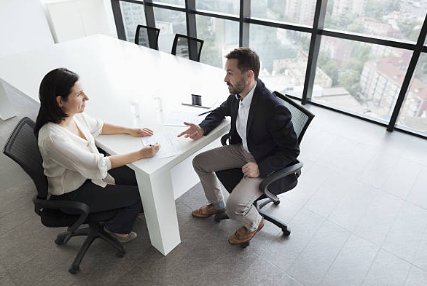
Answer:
[
  {"xmin": 398, "ymin": 20, "xmax": 423, "ymax": 42},
  {"xmin": 339, "ymin": 70, "xmax": 362, "ymax": 97},
  {"xmin": 323, "ymin": 60, "xmax": 339, "ymax": 85}
]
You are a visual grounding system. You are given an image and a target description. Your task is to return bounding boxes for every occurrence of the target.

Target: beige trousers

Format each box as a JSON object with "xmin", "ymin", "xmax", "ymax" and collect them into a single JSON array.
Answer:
[{"xmin": 192, "ymin": 144, "xmax": 262, "ymax": 231}]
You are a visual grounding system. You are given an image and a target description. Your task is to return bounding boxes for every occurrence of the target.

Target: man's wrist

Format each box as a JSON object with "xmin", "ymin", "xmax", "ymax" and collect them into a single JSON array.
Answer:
[{"xmin": 199, "ymin": 125, "xmax": 206, "ymax": 136}]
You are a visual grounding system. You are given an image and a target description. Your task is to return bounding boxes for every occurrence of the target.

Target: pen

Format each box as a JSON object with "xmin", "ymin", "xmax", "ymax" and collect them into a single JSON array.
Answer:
[{"xmin": 198, "ymin": 110, "xmax": 212, "ymax": 116}]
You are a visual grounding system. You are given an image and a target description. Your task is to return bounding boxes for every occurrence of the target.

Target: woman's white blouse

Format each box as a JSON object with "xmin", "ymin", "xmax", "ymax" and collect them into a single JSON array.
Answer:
[{"xmin": 38, "ymin": 113, "xmax": 114, "ymax": 196}]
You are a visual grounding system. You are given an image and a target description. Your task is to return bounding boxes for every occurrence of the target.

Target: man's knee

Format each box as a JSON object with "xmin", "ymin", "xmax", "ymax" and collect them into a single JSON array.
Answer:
[
  {"xmin": 192, "ymin": 151, "xmax": 212, "ymax": 172},
  {"xmin": 226, "ymin": 196, "xmax": 250, "ymax": 218},
  {"xmin": 192, "ymin": 153, "xmax": 204, "ymax": 171}
]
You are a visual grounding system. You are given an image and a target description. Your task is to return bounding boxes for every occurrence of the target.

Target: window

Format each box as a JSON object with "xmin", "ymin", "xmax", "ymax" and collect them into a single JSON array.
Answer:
[
  {"xmin": 196, "ymin": 0, "xmax": 239, "ymax": 15},
  {"xmin": 250, "ymin": 25, "xmax": 310, "ymax": 98},
  {"xmin": 153, "ymin": 0, "xmax": 185, "ymax": 6},
  {"xmin": 397, "ymin": 53, "xmax": 427, "ymax": 135},
  {"xmin": 251, "ymin": 0, "xmax": 316, "ymax": 26},
  {"xmin": 196, "ymin": 15, "xmax": 239, "ymax": 68},
  {"xmin": 313, "ymin": 36, "xmax": 411, "ymax": 123},
  {"xmin": 153, "ymin": 8, "xmax": 186, "ymax": 53},
  {"xmin": 120, "ymin": 1, "xmax": 146, "ymax": 43},
  {"xmin": 325, "ymin": 0, "xmax": 427, "ymax": 43}
]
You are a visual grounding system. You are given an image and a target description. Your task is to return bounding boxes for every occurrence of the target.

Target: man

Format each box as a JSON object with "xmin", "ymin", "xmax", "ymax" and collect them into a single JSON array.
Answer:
[{"xmin": 178, "ymin": 48, "xmax": 299, "ymax": 245}]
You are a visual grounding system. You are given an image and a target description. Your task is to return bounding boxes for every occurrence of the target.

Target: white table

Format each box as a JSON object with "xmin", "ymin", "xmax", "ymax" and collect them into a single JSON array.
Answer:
[{"xmin": 0, "ymin": 35, "xmax": 230, "ymax": 255}]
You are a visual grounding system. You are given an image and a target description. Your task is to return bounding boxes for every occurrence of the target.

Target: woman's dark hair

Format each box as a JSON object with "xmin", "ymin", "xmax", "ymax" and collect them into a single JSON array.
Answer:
[
  {"xmin": 225, "ymin": 48, "xmax": 260, "ymax": 80},
  {"xmin": 34, "ymin": 68, "xmax": 79, "ymax": 136}
]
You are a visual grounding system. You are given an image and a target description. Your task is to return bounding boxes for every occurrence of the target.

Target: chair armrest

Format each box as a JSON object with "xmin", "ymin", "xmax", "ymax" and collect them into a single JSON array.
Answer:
[
  {"xmin": 259, "ymin": 161, "xmax": 303, "ymax": 203},
  {"xmin": 221, "ymin": 133, "xmax": 230, "ymax": 146},
  {"xmin": 32, "ymin": 195, "xmax": 90, "ymax": 236}
]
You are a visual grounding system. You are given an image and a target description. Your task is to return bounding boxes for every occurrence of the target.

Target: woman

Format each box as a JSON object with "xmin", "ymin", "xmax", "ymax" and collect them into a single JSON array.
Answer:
[{"xmin": 35, "ymin": 68, "xmax": 159, "ymax": 242}]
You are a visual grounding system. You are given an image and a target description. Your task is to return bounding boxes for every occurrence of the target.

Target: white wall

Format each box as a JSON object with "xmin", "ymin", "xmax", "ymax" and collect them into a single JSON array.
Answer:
[
  {"xmin": 0, "ymin": 0, "xmax": 54, "ymax": 57},
  {"xmin": 41, "ymin": 0, "xmax": 117, "ymax": 43}
]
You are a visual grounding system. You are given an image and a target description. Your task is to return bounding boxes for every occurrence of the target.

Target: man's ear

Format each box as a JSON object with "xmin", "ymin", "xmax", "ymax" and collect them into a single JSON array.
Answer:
[
  {"xmin": 246, "ymin": 69, "xmax": 254, "ymax": 81},
  {"xmin": 56, "ymin": 96, "xmax": 63, "ymax": 107}
]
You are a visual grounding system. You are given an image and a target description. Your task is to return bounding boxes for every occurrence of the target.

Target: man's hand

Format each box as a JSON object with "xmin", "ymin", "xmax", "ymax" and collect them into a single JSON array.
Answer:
[
  {"xmin": 128, "ymin": 128, "xmax": 153, "ymax": 137},
  {"xmin": 242, "ymin": 162, "xmax": 260, "ymax": 178},
  {"xmin": 177, "ymin": 122, "xmax": 204, "ymax": 141}
]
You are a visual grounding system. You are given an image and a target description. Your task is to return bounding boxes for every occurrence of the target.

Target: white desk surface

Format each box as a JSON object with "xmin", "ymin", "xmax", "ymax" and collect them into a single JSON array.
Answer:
[{"xmin": 0, "ymin": 34, "xmax": 230, "ymax": 255}]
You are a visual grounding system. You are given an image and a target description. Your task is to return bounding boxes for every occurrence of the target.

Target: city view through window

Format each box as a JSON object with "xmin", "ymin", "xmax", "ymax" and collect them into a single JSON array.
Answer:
[{"xmin": 116, "ymin": 0, "xmax": 427, "ymax": 136}]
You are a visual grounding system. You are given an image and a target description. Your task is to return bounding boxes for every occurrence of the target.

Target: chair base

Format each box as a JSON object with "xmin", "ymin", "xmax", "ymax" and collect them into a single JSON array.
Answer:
[
  {"xmin": 55, "ymin": 222, "xmax": 126, "ymax": 274},
  {"xmin": 214, "ymin": 198, "xmax": 291, "ymax": 247}
]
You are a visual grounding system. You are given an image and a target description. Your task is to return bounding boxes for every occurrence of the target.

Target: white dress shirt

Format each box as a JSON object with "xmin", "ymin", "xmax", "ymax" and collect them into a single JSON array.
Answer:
[
  {"xmin": 236, "ymin": 83, "xmax": 257, "ymax": 153},
  {"xmin": 38, "ymin": 113, "xmax": 114, "ymax": 196}
]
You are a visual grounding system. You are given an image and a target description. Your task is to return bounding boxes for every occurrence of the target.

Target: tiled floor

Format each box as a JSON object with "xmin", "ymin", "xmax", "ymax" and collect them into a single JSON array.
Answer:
[{"xmin": 1, "ymin": 89, "xmax": 427, "ymax": 286}]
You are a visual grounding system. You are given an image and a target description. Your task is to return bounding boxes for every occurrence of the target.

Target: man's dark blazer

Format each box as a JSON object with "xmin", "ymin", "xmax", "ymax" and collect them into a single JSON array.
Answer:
[{"xmin": 199, "ymin": 79, "xmax": 300, "ymax": 195}]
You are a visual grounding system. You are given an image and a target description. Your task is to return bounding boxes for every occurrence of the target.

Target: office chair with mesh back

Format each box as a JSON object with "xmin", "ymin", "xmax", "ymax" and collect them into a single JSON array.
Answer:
[
  {"xmin": 214, "ymin": 92, "xmax": 315, "ymax": 247},
  {"xmin": 135, "ymin": 24, "xmax": 160, "ymax": 50},
  {"xmin": 171, "ymin": 33, "xmax": 204, "ymax": 62},
  {"xmin": 3, "ymin": 117, "xmax": 126, "ymax": 274}
]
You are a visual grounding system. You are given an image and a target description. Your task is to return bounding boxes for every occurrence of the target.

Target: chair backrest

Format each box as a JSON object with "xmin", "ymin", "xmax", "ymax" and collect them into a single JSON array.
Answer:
[
  {"xmin": 135, "ymin": 24, "xmax": 160, "ymax": 50},
  {"xmin": 171, "ymin": 33, "xmax": 204, "ymax": 62},
  {"xmin": 274, "ymin": 91, "xmax": 315, "ymax": 144},
  {"xmin": 3, "ymin": 117, "xmax": 48, "ymax": 199}
]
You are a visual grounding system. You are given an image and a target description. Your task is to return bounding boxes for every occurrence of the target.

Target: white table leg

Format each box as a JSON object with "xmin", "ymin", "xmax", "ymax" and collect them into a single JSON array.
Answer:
[
  {"xmin": 0, "ymin": 80, "xmax": 16, "ymax": 120},
  {"xmin": 135, "ymin": 168, "xmax": 181, "ymax": 255}
]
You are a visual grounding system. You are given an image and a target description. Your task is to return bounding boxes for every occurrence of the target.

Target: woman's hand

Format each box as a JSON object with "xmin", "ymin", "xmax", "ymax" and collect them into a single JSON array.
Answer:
[
  {"xmin": 140, "ymin": 144, "xmax": 160, "ymax": 158},
  {"xmin": 128, "ymin": 128, "xmax": 153, "ymax": 137}
]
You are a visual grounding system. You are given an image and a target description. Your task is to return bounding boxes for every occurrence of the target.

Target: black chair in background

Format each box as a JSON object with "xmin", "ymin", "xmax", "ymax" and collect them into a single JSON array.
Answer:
[
  {"xmin": 214, "ymin": 92, "xmax": 315, "ymax": 247},
  {"xmin": 3, "ymin": 117, "xmax": 126, "ymax": 274},
  {"xmin": 171, "ymin": 33, "xmax": 204, "ymax": 62},
  {"xmin": 135, "ymin": 24, "xmax": 160, "ymax": 50}
]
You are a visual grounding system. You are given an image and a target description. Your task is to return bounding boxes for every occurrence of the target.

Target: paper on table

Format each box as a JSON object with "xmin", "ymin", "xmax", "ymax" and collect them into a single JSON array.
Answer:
[
  {"xmin": 140, "ymin": 132, "xmax": 181, "ymax": 159},
  {"xmin": 163, "ymin": 111, "xmax": 202, "ymax": 127}
]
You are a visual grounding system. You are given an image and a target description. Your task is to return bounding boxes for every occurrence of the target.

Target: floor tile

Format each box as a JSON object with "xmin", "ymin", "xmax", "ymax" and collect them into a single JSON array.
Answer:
[
  {"xmin": 0, "ymin": 273, "xmax": 16, "ymax": 286},
  {"xmin": 234, "ymin": 256, "xmax": 286, "ymax": 286},
  {"xmin": 287, "ymin": 220, "xmax": 350, "ymax": 286},
  {"xmin": 380, "ymin": 157, "xmax": 423, "ymax": 199},
  {"xmin": 404, "ymin": 266, "xmax": 427, "ymax": 286},
  {"xmin": 358, "ymin": 151, "xmax": 399, "ymax": 189},
  {"xmin": 305, "ymin": 172, "xmax": 355, "ymax": 218},
  {"xmin": 328, "ymin": 142, "xmax": 376, "ymax": 178},
  {"xmin": 382, "ymin": 202, "xmax": 427, "ymax": 263},
  {"xmin": 320, "ymin": 234, "xmax": 379, "ymax": 286},
  {"xmin": 362, "ymin": 250, "xmax": 411, "ymax": 286},
  {"xmin": 355, "ymin": 191, "xmax": 404, "ymax": 246},
  {"xmin": 406, "ymin": 166, "xmax": 427, "ymax": 210},
  {"xmin": 328, "ymin": 181, "xmax": 377, "ymax": 232},
  {"xmin": 285, "ymin": 162, "xmax": 333, "ymax": 208},
  {"xmin": 261, "ymin": 208, "xmax": 325, "ymax": 271}
]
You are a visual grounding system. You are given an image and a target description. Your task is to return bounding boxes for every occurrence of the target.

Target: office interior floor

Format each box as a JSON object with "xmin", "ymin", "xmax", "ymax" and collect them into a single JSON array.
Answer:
[{"xmin": 1, "ymin": 88, "xmax": 427, "ymax": 286}]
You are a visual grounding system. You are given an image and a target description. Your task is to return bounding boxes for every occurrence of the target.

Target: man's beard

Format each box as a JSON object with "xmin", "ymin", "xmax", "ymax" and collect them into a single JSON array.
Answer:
[{"xmin": 227, "ymin": 79, "xmax": 245, "ymax": 95}]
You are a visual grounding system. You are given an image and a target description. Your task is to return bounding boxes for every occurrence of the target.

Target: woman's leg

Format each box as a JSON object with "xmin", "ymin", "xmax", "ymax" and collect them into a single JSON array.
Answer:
[
  {"xmin": 109, "ymin": 165, "xmax": 138, "ymax": 186},
  {"xmin": 52, "ymin": 180, "xmax": 142, "ymax": 234}
]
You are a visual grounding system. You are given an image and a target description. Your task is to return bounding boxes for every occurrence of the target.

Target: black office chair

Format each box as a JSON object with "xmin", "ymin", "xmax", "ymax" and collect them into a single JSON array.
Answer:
[
  {"xmin": 171, "ymin": 33, "xmax": 204, "ymax": 62},
  {"xmin": 135, "ymin": 24, "xmax": 160, "ymax": 50},
  {"xmin": 214, "ymin": 92, "xmax": 315, "ymax": 247},
  {"xmin": 3, "ymin": 117, "xmax": 126, "ymax": 274}
]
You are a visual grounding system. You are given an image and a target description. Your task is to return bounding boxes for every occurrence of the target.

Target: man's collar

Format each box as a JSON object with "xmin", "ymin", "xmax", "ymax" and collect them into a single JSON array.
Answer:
[{"xmin": 234, "ymin": 82, "xmax": 257, "ymax": 102}]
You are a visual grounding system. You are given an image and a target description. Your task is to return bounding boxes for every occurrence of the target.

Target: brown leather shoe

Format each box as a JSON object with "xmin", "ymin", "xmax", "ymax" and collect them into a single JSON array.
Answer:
[
  {"xmin": 192, "ymin": 204, "xmax": 226, "ymax": 218},
  {"xmin": 228, "ymin": 217, "xmax": 265, "ymax": 245}
]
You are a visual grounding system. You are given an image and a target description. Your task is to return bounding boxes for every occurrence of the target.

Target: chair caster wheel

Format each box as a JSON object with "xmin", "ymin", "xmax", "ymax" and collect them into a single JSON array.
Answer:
[
  {"xmin": 116, "ymin": 251, "xmax": 125, "ymax": 258},
  {"xmin": 282, "ymin": 227, "xmax": 291, "ymax": 236},
  {"xmin": 274, "ymin": 200, "xmax": 280, "ymax": 205},
  {"xmin": 240, "ymin": 241, "xmax": 250, "ymax": 248},
  {"xmin": 69, "ymin": 267, "xmax": 79, "ymax": 274},
  {"xmin": 55, "ymin": 237, "xmax": 65, "ymax": 245}
]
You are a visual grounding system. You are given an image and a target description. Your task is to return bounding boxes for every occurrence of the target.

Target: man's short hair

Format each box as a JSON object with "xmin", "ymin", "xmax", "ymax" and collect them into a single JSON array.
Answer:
[{"xmin": 225, "ymin": 48, "xmax": 260, "ymax": 80}]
